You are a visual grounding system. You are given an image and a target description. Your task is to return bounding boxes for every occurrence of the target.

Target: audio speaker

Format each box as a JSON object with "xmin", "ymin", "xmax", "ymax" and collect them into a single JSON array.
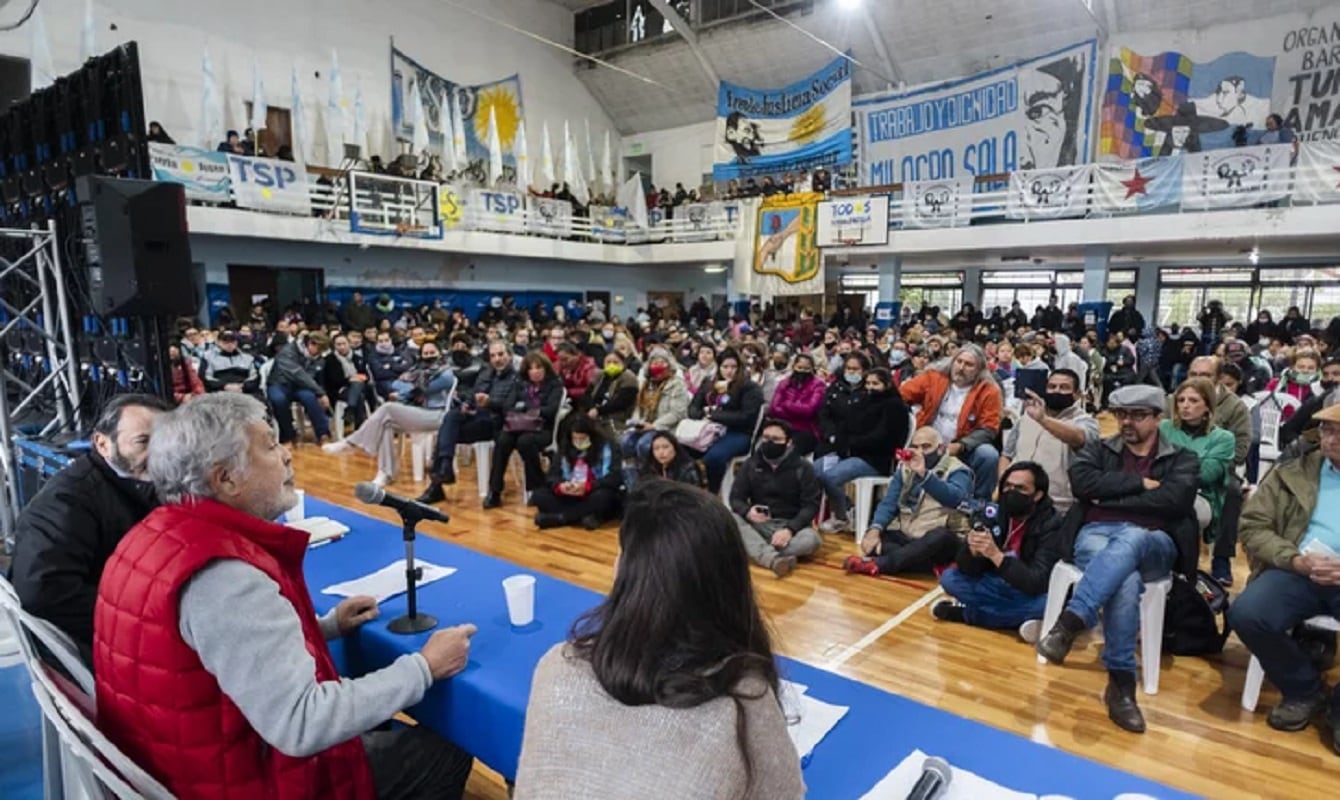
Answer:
[{"xmin": 76, "ymin": 175, "xmax": 196, "ymax": 317}]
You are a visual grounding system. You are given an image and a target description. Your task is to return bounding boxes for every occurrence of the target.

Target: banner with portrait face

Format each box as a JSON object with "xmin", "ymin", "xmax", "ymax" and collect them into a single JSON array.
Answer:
[{"xmin": 855, "ymin": 41, "xmax": 1097, "ymax": 187}]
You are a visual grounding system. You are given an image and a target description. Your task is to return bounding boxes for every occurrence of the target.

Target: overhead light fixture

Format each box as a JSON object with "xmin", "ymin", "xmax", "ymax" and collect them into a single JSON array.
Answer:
[
  {"xmin": 838, "ymin": 0, "xmax": 863, "ymax": 10},
  {"xmin": 1248, "ymin": 245, "xmax": 1260, "ymax": 265},
  {"xmin": 704, "ymin": 265, "xmax": 727, "ymax": 273}
]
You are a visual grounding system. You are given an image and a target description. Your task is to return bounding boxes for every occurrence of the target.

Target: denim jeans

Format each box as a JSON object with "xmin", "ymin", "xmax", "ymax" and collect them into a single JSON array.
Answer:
[
  {"xmin": 620, "ymin": 429, "xmax": 658, "ymax": 488},
  {"xmin": 690, "ymin": 430, "xmax": 753, "ymax": 492},
  {"xmin": 1068, "ymin": 521, "xmax": 1178, "ymax": 673},
  {"xmin": 267, "ymin": 384, "xmax": 330, "ymax": 443},
  {"xmin": 814, "ymin": 455, "xmax": 880, "ymax": 516},
  {"xmin": 940, "ymin": 567, "xmax": 1048, "ymax": 630},
  {"xmin": 964, "ymin": 443, "xmax": 1001, "ymax": 500},
  {"xmin": 1227, "ymin": 567, "xmax": 1340, "ymax": 703}
]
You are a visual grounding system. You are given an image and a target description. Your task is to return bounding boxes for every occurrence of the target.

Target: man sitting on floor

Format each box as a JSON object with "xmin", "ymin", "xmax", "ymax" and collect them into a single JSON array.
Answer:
[
  {"xmin": 1229, "ymin": 401, "xmax": 1340, "ymax": 754},
  {"xmin": 934, "ymin": 461, "xmax": 1066, "ymax": 641},
  {"xmin": 1036, "ymin": 385, "xmax": 1199, "ymax": 734},
  {"xmin": 846, "ymin": 427, "xmax": 972, "ymax": 577},
  {"xmin": 728, "ymin": 419, "xmax": 822, "ymax": 578},
  {"xmin": 94, "ymin": 393, "xmax": 477, "ymax": 799}
]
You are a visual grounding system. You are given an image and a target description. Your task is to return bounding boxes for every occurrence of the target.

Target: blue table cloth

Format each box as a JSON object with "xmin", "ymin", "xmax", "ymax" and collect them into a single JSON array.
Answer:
[{"xmin": 303, "ymin": 498, "xmax": 1192, "ymax": 799}]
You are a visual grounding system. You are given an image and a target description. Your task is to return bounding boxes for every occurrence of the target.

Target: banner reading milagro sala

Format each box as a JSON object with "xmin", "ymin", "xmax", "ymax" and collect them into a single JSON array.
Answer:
[
  {"xmin": 713, "ymin": 54, "xmax": 853, "ymax": 182},
  {"xmin": 855, "ymin": 41, "xmax": 1097, "ymax": 187},
  {"xmin": 391, "ymin": 46, "xmax": 524, "ymax": 180}
]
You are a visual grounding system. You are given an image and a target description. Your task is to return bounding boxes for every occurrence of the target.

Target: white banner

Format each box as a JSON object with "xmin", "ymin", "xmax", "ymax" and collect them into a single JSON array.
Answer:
[
  {"xmin": 1296, "ymin": 140, "xmax": 1340, "ymax": 203},
  {"xmin": 1181, "ymin": 144, "xmax": 1292, "ymax": 210},
  {"xmin": 672, "ymin": 203, "xmax": 721, "ymax": 242},
  {"xmin": 1005, "ymin": 165, "xmax": 1091, "ymax": 220},
  {"xmin": 816, "ymin": 197, "xmax": 891, "ymax": 245},
  {"xmin": 855, "ymin": 41, "xmax": 1097, "ymax": 186},
  {"xmin": 526, "ymin": 196, "xmax": 573, "ymax": 237},
  {"xmin": 901, "ymin": 178, "xmax": 973, "ymax": 228},
  {"xmin": 149, "ymin": 143, "xmax": 230, "ymax": 202},
  {"xmin": 466, "ymin": 188, "xmax": 526, "ymax": 233},
  {"xmin": 227, "ymin": 155, "xmax": 309, "ymax": 214},
  {"xmin": 589, "ymin": 205, "xmax": 628, "ymax": 243}
]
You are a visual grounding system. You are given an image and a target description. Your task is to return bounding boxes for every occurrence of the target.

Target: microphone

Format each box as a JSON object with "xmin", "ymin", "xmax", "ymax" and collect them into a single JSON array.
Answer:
[
  {"xmin": 354, "ymin": 482, "xmax": 451, "ymax": 525},
  {"xmin": 905, "ymin": 757, "xmax": 952, "ymax": 800}
]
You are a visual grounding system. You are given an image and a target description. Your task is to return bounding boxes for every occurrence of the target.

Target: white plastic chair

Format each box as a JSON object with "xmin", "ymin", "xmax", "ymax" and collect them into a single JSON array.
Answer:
[
  {"xmin": 719, "ymin": 405, "xmax": 769, "ymax": 503},
  {"xmin": 1035, "ymin": 561, "xmax": 1173, "ymax": 695},
  {"xmin": 844, "ymin": 409, "xmax": 915, "ymax": 539},
  {"xmin": 1252, "ymin": 391, "xmax": 1301, "ymax": 478},
  {"xmin": 1241, "ymin": 615, "xmax": 1340, "ymax": 712},
  {"xmin": 519, "ymin": 389, "xmax": 571, "ymax": 501}
]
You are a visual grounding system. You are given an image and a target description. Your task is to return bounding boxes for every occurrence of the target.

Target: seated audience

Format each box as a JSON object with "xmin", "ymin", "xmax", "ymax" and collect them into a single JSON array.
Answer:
[
  {"xmin": 445, "ymin": 333, "xmax": 484, "ymax": 394},
  {"xmin": 686, "ymin": 342, "xmax": 718, "ymax": 396},
  {"xmin": 368, "ymin": 330, "xmax": 413, "ymax": 398},
  {"xmin": 935, "ymin": 462, "xmax": 1066, "ymax": 638},
  {"xmin": 899, "ymin": 345, "xmax": 1002, "ymax": 500},
  {"xmin": 685, "ymin": 349, "xmax": 765, "ymax": 492},
  {"xmin": 268, "ymin": 332, "xmax": 333, "ymax": 445},
  {"xmin": 621, "ymin": 347, "xmax": 691, "ymax": 485},
  {"xmin": 816, "ymin": 364, "xmax": 911, "ymax": 532},
  {"xmin": 585, "ymin": 350, "xmax": 640, "ymax": 442},
  {"xmin": 1280, "ymin": 357, "xmax": 1340, "ymax": 449},
  {"xmin": 534, "ymin": 416, "xmax": 623, "ymax": 530},
  {"xmin": 1052, "ymin": 334, "xmax": 1089, "ymax": 390},
  {"xmin": 322, "ymin": 333, "xmax": 375, "ymax": 429},
  {"xmin": 323, "ymin": 341, "xmax": 456, "ymax": 487},
  {"xmin": 767, "ymin": 353, "xmax": 825, "ymax": 455},
  {"xmin": 169, "ymin": 343, "xmax": 205, "ymax": 403},
  {"xmin": 727, "ymin": 420, "xmax": 822, "ymax": 578},
  {"xmin": 1230, "ymin": 402, "xmax": 1340, "ymax": 752},
  {"xmin": 516, "ymin": 480, "xmax": 803, "ymax": 797},
  {"xmin": 1036, "ymin": 385, "xmax": 1199, "ymax": 734},
  {"xmin": 847, "ymin": 427, "xmax": 972, "ymax": 576},
  {"xmin": 200, "ymin": 331, "xmax": 260, "ymax": 396},
  {"xmin": 1160, "ymin": 378, "xmax": 1235, "ymax": 533},
  {"xmin": 418, "ymin": 342, "xmax": 519, "ymax": 503},
  {"xmin": 1266, "ymin": 349, "xmax": 1323, "ymax": 420},
  {"xmin": 555, "ymin": 342, "xmax": 597, "ymax": 404},
  {"xmin": 1001, "ymin": 368, "xmax": 1098, "ymax": 513},
  {"xmin": 484, "ymin": 352, "xmax": 564, "ymax": 509},
  {"xmin": 8, "ymin": 394, "xmax": 168, "ymax": 665},
  {"xmin": 95, "ymin": 394, "xmax": 475, "ymax": 798},
  {"xmin": 638, "ymin": 431, "xmax": 705, "ymax": 487}
]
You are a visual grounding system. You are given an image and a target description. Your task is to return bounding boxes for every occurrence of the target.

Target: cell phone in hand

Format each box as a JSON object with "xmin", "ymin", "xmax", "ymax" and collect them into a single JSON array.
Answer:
[
  {"xmin": 1014, "ymin": 368, "xmax": 1048, "ymax": 400},
  {"xmin": 895, "ymin": 448, "xmax": 915, "ymax": 461},
  {"xmin": 752, "ymin": 505, "xmax": 770, "ymax": 518}
]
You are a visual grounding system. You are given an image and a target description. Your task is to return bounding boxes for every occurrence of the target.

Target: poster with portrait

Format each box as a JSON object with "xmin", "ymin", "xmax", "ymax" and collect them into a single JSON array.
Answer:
[
  {"xmin": 854, "ymin": 41, "xmax": 1097, "ymax": 187},
  {"xmin": 713, "ymin": 54, "xmax": 853, "ymax": 182}
]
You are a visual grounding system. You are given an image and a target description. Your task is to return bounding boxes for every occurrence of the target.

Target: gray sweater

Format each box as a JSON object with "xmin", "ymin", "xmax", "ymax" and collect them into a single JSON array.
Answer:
[
  {"xmin": 178, "ymin": 560, "xmax": 432, "ymax": 758},
  {"xmin": 516, "ymin": 644, "xmax": 805, "ymax": 799}
]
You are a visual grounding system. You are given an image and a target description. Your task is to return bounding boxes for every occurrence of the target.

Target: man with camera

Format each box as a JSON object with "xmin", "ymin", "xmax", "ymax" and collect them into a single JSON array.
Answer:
[
  {"xmin": 933, "ymin": 462, "xmax": 1067, "ymax": 641},
  {"xmin": 846, "ymin": 427, "xmax": 973, "ymax": 577}
]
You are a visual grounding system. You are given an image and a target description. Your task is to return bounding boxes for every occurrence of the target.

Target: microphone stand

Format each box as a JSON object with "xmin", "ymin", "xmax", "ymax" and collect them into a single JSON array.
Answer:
[{"xmin": 386, "ymin": 515, "xmax": 439, "ymax": 634}]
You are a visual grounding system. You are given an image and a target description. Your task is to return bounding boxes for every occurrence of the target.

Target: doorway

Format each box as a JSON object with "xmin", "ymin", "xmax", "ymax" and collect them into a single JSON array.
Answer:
[
  {"xmin": 227, "ymin": 265, "xmax": 323, "ymax": 323},
  {"xmin": 624, "ymin": 156, "xmax": 652, "ymax": 190}
]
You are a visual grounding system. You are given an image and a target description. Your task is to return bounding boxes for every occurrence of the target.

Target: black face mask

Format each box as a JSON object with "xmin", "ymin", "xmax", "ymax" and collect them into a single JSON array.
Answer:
[
  {"xmin": 1324, "ymin": 380, "xmax": 1339, "ymax": 393},
  {"xmin": 758, "ymin": 440, "xmax": 787, "ymax": 461},
  {"xmin": 999, "ymin": 490, "xmax": 1035, "ymax": 519},
  {"xmin": 420, "ymin": 355, "xmax": 440, "ymax": 366},
  {"xmin": 922, "ymin": 451, "xmax": 941, "ymax": 471},
  {"xmin": 451, "ymin": 350, "xmax": 472, "ymax": 367},
  {"xmin": 1043, "ymin": 392, "xmax": 1075, "ymax": 412},
  {"xmin": 791, "ymin": 370, "xmax": 813, "ymax": 382}
]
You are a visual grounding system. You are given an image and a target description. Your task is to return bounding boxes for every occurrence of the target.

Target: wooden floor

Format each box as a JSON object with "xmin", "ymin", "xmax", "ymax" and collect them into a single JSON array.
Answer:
[{"xmin": 294, "ymin": 428, "xmax": 1340, "ymax": 800}]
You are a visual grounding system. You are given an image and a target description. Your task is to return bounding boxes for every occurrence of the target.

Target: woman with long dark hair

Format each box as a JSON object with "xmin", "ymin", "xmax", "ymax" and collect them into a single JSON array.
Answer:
[
  {"xmin": 484, "ymin": 352, "xmax": 563, "ymax": 508},
  {"xmin": 685, "ymin": 349, "xmax": 764, "ymax": 492},
  {"xmin": 533, "ymin": 414, "xmax": 623, "ymax": 530},
  {"xmin": 515, "ymin": 481, "xmax": 803, "ymax": 798},
  {"xmin": 638, "ymin": 431, "xmax": 705, "ymax": 487}
]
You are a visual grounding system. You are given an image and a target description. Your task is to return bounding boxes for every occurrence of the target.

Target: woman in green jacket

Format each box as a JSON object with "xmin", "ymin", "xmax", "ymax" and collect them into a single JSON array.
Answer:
[{"xmin": 1160, "ymin": 377, "xmax": 1236, "ymax": 574}]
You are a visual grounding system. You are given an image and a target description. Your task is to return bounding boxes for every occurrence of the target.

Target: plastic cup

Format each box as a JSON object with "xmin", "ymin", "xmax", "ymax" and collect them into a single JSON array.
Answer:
[
  {"xmin": 503, "ymin": 574, "xmax": 536, "ymax": 626},
  {"xmin": 285, "ymin": 489, "xmax": 306, "ymax": 523}
]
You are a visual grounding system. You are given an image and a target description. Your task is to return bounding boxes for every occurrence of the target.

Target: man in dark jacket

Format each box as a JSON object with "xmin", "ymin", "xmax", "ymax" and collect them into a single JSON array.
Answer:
[
  {"xmin": 342, "ymin": 291, "xmax": 376, "ymax": 332},
  {"xmin": 728, "ymin": 420, "xmax": 822, "ymax": 578},
  {"xmin": 267, "ymin": 333, "xmax": 332, "ymax": 444},
  {"xmin": 1107, "ymin": 296, "xmax": 1146, "ymax": 339},
  {"xmin": 1036, "ymin": 384, "xmax": 1199, "ymax": 734},
  {"xmin": 934, "ymin": 462, "xmax": 1065, "ymax": 638},
  {"xmin": 419, "ymin": 341, "xmax": 520, "ymax": 503},
  {"xmin": 200, "ymin": 331, "xmax": 260, "ymax": 396},
  {"xmin": 7, "ymin": 394, "xmax": 169, "ymax": 665}
]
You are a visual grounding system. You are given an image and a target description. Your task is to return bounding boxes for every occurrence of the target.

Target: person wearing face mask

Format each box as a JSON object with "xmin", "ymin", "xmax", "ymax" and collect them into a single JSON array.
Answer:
[
  {"xmin": 728, "ymin": 420, "xmax": 822, "ymax": 578},
  {"xmin": 620, "ymin": 348, "xmax": 691, "ymax": 487},
  {"xmin": 1245, "ymin": 310, "xmax": 1280, "ymax": 347},
  {"xmin": 320, "ymin": 333, "xmax": 377, "ymax": 430},
  {"xmin": 533, "ymin": 416, "xmax": 624, "ymax": 530},
  {"xmin": 933, "ymin": 462, "xmax": 1066, "ymax": 640},
  {"xmin": 8, "ymin": 394, "xmax": 170, "ymax": 667},
  {"xmin": 900, "ymin": 344, "xmax": 1003, "ymax": 500},
  {"xmin": 816, "ymin": 363, "xmax": 912, "ymax": 532},
  {"xmin": 1266, "ymin": 350, "xmax": 1324, "ymax": 421},
  {"xmin": 767, "ymin": 353, "xmax": 826, "ymax": 456},
  {"xmin": 323, "ymin": 341, "xmax": 458, "ymax": 487},
  {"xmin": 444, "ymin": 333, "xmax": 484, "ymax": 394},
  {"xmin": 1280, "ymin": 358, "xmax": 1340, "ymax": 450},
  {"xmin": 846, "ymin": 426, "xmax": 972, "ymax": 576},
  {"xmin": 1000, "ymin": 369, "xmax": 1098, "ymax": 513},
  {"xmin": 368, "ymin": 331, "xmax": 412, "ymax": 399},
  {"xmin": 586, "ymin": 351, "xmax": 640, "ymax": 442}
]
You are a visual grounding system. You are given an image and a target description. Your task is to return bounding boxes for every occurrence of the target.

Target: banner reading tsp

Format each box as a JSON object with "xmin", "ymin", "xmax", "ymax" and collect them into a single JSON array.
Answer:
[{"xmin": 227, "ymin": 155, "xmax": 311, "ymax": 215}]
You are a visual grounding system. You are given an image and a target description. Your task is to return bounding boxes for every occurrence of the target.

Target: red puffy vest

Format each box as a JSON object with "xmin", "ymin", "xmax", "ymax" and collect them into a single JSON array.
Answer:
[{"xmin": 94, "ymin": 499, "xmax": 375, "ymax": 800}]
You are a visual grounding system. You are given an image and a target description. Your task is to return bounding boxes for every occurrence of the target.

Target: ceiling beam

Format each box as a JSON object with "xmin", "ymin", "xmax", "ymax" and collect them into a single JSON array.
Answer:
[
  {"xmin": 646, "ymin": 0, "xmax": 720, "ymax": 94},
  {"xmin": 856, "ymin": 4, "xmax": 904, "ymax": 90}
]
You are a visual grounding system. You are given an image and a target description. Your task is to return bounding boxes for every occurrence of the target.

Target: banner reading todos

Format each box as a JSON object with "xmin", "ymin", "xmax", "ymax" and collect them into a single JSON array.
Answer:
[
  {"xmin": 855, "ymin": 41, "xmax": 1097, "ymax": 187},
  {"xmin": 713, "ymin": 54, "xmax": 853, "ymax": 182}
]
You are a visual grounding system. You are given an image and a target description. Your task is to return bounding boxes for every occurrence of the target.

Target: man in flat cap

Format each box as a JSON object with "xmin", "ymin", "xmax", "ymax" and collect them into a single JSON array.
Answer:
[{"xmin": 1036, "ymin": 384, "xmax": 1200, "ymax": 734}]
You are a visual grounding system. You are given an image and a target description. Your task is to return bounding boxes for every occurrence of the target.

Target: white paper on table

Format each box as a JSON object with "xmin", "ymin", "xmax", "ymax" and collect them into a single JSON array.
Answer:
[
  {"xmin": 860, "ymin": 749, "xmax": 1037, "ymax": 800},
  {"xmin": 1301, "ymin": 538, "xmax": 1340, "ymax": 558},
  {"xmin": 287, "ymin": 516, "xmax": 350, "ymax": 545},
  {"xmin": 778, "ymin": 679, "xmax": 809, "ymax": 717},
  {"xmin": 785, "ymin": 691, "xmax": 849, "ymax": 760},
  {"xmin": 321, "ymin": 560, "xmax": 457, "ymax": 604}
]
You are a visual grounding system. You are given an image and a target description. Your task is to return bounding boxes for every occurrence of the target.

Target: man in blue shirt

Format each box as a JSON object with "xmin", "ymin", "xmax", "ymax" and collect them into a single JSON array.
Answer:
[{"xmin": 1232, "ymin": 401, "xmax": 1340, "ymax": 754}]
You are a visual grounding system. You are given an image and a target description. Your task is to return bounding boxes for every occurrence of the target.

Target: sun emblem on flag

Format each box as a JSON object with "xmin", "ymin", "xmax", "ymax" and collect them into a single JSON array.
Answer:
[
  {"xmin": 789, "ymin": 103, "xmax": 827, "ymax": 145},
  {"xmin": 474, "ymin": 86, "xmax": 521, "ymax": 153}
]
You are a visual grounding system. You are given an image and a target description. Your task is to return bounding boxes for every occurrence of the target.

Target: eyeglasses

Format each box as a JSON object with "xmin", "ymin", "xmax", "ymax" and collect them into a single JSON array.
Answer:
[
  {"xmin": 1112, "ymin": 409, "xmax": 1156, "ymax": 421},
  {"xmin": 1319, "ymin": 422, "xmax": 1340, "ymax": 439}
]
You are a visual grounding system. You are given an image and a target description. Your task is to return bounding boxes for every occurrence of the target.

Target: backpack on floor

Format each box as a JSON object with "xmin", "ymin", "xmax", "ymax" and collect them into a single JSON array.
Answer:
[{"xmin": 1163, "ymin": 570, "xmax": 1231, "ymax": 656}]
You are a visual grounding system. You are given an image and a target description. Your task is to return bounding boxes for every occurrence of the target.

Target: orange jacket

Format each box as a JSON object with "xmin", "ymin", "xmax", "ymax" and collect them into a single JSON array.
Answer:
[{"xmin": 899, "ymin": 369, "xmax": 1001, "ymax": 447}]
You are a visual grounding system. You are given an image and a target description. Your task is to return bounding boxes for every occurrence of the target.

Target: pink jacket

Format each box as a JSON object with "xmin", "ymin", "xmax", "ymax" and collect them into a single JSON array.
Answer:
[{"xmin": 768, "ymin": 374, "xmax": 827, "ymax": 437}]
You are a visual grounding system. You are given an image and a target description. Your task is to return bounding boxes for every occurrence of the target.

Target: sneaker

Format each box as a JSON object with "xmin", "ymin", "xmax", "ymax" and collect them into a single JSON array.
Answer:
[
  {"xmin": 322, "ymin": 441, "xmax": 355, "ymax": 455},
  {"xmin": 842, "ymin": 555, "xmax": 879, "ymax": 576},
  {"xmin": 931, "ymin": 600, "xmax": 966, "ymax": 623},
  {"xmin": 1018, "ymin": 619, "xmax": 1043, "ymax": 644},
  {"xmin": 372, "ymin": 471, "xmax": 391, "ymax": 488},
  {"xmin": 1268, "ymin": 692, "xmax": 1327, "ymax": 732},
  {"xmin": 820, "ymin": 512, "xmax": 852, "ymax": 534},
  {"xmin": 770, "ymin": 555, "xmax": 798, "ymax": 578}
]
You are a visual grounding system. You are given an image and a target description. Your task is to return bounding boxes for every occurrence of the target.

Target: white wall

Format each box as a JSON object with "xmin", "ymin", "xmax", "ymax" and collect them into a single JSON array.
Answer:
[
  {"xmin": 192, "ymin": 235, "xmax": 724, "ymax": 319},
  {"xmin": 623, "ymin": 119, "xmax": 714, "ymax": 190},
  {"xmin": 0, "ymin": 0, "xmax": 617, "ymax": 161}
]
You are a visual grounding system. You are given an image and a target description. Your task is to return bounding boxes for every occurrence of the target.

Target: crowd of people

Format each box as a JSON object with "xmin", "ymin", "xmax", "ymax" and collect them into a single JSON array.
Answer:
[{"xmin": 8, "ymin": 284, "xmax": 1340, "ymax": 798}]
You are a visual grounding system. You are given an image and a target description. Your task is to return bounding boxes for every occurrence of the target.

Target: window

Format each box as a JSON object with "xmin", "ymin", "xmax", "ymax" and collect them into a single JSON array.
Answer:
[
  {"xmin": 980, "ymin": 269, "xmax": 1134, "ymax": 315},
  {"xmin": 900, "ymin": 272, "xmax": 964, "ymax": 316},
  {"xmin": 1157, "ymin": 265, "xmax": 1340, "ymax": 328}
]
